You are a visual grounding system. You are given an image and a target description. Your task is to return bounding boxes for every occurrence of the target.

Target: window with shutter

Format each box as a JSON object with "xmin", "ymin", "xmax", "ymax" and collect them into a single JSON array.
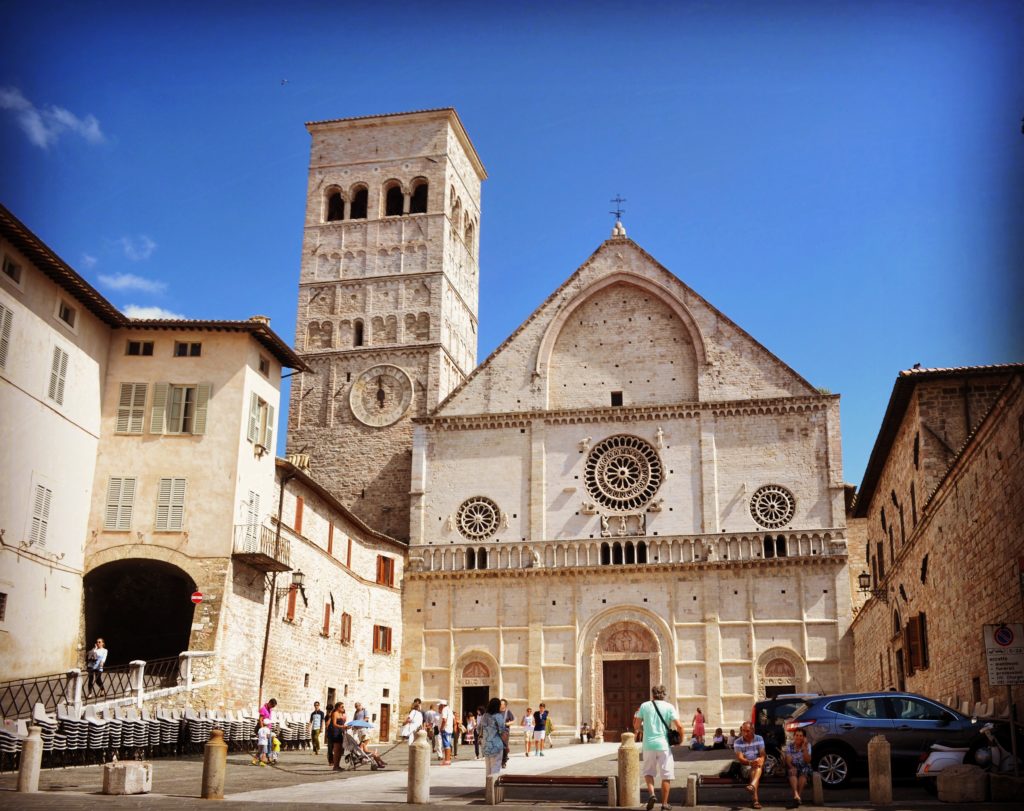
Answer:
[
  {"xmin": 116, "ymin": 383, "xmax": 147, "ymax": 433},
  {"xmin": 245, "ymin": 490, "xmax": 260, "ymax": 546},
  {"xmin": 248, "ymin": 392, "xmax": 260, "ymax": 443},
  {"xmin": 321, "ymin": 603, "xmax": 331, "ymax": 636},
  {"xmin": 286, "ymin": 585, "xmax": 297, "ymax": 621},
  {"xmin": 904, "ymin": 619, "xmax": 922, "ymax": 676},
  {"xmin": 919, "ymin": 612, "xmax": 929, "ymax": 669},
  {"xmin": 340, "ymin": 612, "xmax": 352, "ymax": 644},
  {"xmin": 373, "ymin": 625, "xmax": 392, "ymax": 653},
  {"xmin": 327, "ymin": 524, "xmax": 334, "ymax": 556},
  {"xmin": 150, "ymin": 383, "xmax": 169, "ymax": 433},
  {"xmin": 47, "ymin": 346, "xmax": 68, "ymax": 405},
  {"xmin": 192, "ymin": 384, "xmax": 211, "ymax": 434},
  {"xmin": 29, "ymin": 484, "xmax": 52, "ymax": 547},
  {"xmin": 0, "ymin": 302, "xmax": 12, "ymax": 369},
  {"xmin": 376, "ymin": 555, "xmax": 394, "ymax": 586},
  {"xmin": 264, "ymin": 403, "xmax": 274, "ymax": 451},
  {"xmin": 104, "ymin": 477, "xmax": 136, "ymax": 530},
  {"xmin": 294, "ymin": 497, "xmax": 304, "ymax": 534},
  {"xmin": 155, "ymin": 477, "xmax": 186, "ymax": 531}
]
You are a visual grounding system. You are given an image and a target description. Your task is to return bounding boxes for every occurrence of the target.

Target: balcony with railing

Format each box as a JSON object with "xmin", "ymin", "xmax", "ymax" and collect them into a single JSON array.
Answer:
[
  {"xmin": 409, "ymin": 528, "xmax": 848, "ymax": 574},
  {"xmin": 232, "ymin": 523, "xmax": 291, "ymax": 572}
]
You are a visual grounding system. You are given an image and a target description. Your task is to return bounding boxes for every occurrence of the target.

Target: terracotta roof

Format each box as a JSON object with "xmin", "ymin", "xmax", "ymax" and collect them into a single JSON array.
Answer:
[
  {"xmin": 0, "ymin": 203, "xmax": 124, "ymax": 326},
  {"xmin": 305, "ymin": 107, "xmax": 487, "ymax": 180},
  {"xmin": 275, "ymin": 457, "xmax": 407, "ymax": 550},
  {"xmin": 852, "ymin": 363, "xmax": 1024, "ymax": 517},
  {"xmin": 125, "ymin": 318, "xmax": 309, "ymax": 371}
]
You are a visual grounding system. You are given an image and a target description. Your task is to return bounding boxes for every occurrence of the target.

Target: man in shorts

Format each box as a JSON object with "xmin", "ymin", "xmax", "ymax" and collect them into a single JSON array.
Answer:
[
  {"xmin": 438, "ymin": 699, "xmax": 454, "ymax": 765},
  {"xmin": 633, "ymin": 685, "xmax": 685, "ymax": 811},
  {"xmin": 733, "ymin": 722, "xmax": 766, "ymax": 809},
  {"xmin": 532, "ymin": 703, "xmax": 549, "ymax": 757}
]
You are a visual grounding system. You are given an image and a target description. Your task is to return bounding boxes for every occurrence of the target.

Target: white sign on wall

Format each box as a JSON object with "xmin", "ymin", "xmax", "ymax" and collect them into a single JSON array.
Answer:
[{"xmin": 984, "ymin": 623, "xmax": 1024, "ymax": 686}]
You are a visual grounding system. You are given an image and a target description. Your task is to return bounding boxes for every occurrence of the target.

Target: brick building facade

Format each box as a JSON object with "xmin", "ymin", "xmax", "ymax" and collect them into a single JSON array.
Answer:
[{"xmin": 850, "ymin": 366, "xmax": 1024, "ymax": 713}]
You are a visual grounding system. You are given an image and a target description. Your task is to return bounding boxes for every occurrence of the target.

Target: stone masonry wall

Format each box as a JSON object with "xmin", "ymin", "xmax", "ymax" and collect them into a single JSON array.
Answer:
[{"xmin": 852, "ymin": 375, "xmax": 1024, "ymax": 711}]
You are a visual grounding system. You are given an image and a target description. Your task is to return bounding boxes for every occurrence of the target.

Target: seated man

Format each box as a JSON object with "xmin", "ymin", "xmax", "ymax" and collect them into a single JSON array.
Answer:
[{"xmin": 733, "ymin": 721, "xmax": 766, "ymax": 809}]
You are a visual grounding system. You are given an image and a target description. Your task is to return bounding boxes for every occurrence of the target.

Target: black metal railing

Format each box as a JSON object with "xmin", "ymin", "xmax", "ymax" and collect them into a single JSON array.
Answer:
[{"xmin": 0, "ymin": 671, "xmax": 71, "ymax": 719}]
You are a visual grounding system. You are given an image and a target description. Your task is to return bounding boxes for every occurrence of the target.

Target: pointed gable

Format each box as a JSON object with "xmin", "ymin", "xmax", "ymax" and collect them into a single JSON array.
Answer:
[{"xmin": 435, "ymin": 237, "xmax": 817, "ymax": 417}]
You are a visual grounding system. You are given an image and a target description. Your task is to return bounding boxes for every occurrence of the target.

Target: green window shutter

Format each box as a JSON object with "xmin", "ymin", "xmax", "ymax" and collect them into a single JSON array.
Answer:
[
  {"xmin": 105, "ymin": 477, "xmax": 123, "ymax": 529},
  {"xmin": 0, "ymin": 302, "xmax": 12, "ymax": 369},
  {"xmin": 151, "ymin": 383, "xmax": 169, "ymax": 434},
  {"xmin": 155, "ymin": 477, "xmax": 172, "ymax": 529},
  {"xmin": 192, "ymin": 383, "xmax": 212, "ymax": 435},
  {"xmin": 247, "ymin": 392, "xmax": 260, "ymax": 443},
  {"xmin": 169, "ymin": 477, "xmax": 186, "ymax": 531},
  {"xmin": 264, "ymin": 404, "xmax": 275, "ymax": 451}
]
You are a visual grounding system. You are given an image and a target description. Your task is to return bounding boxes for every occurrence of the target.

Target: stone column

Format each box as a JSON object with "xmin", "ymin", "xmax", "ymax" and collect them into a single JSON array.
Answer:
[
  {"xmin": 66, "ymin": 668, "xmax": 83, "ymax": 715},
  {"xmin": 867, "ymin": 734, "xmax": 892, "ymax": 804},
  {"xmin": 407, "ymin": 729, "xmax": 430, "ymax": 803},
  {"xmin": 529, "ymin": 419, "xmax": 546, "ymax": 541},
  {"xmin": 201, "ymin": 728, "xmax": 228, "ymax": 799},
  {"xmin": 179, "ymin": 652, "xmax": 192, "ymax": 691},
  {"xmin": 130, "ymin": 660, "xmax": 146, "ymax": 708},
  {"xmin": 16, "ymin": 725, "xmax": 42, "ymax": 793},
  {"xmin": 617, "ymin": 732, "xmax": 640, "ymax": 807},
  {"xmin": 698, "ymin": 412, "xmax": 719, "ymax": 533}
]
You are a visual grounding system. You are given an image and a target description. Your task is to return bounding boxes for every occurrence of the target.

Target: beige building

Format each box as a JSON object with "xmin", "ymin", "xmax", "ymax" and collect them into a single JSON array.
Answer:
[
  {"xmin": 850, "ymin": 365, "xmax": 1024, "ymax": 712},
  {"xmin": 0, "ymin": 205, "xmax": 124, "ymax": 679}
]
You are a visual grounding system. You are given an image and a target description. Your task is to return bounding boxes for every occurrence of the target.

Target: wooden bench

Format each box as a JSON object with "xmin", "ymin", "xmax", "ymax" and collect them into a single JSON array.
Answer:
[
  {"xmin": 486, "ymin": 774, "xmax": 618, "ymax": 805},
  {"xmin": 689, "ymin": 773, "xmax": 823, "ymax": 806}
]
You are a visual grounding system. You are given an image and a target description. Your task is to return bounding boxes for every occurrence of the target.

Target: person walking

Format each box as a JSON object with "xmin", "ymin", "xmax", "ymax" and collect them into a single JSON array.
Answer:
[
  {"xmin": 499, "ymin": 699, "xmax": 515, "ymax": 766},
  {"xmin": 633, "ymin": 685, "xmax": 685, "ymax": 811},
  {"xmin": 401, "ymin": 698, "xmax": 424, "ymax": 745},
  {"xmin": 521, "ymin": 706, "xmax": 535, "ymax": 756},
  {"xmin": 439, "ymin": 699, "xmax": 454, "ymax": 765},
  {"xmin": 85, "ymin": 638, "xmax": 108, "ymax": 696},
  {"xmin": 310, "ymin": 701, "xmax": 326, "ymax": 755},
  {"xmin": 532, "ymin": 704, "xmax": 549, "ymax": 756},
  {"xmin": 328, "ymin": 701, "xmax": 347, "ymax": 770},
  {"xmin": 692, "ymin": 707, "xmax": 706, "ymax": 747},
  {"xmin": 478, "ymin": 697, "xmax": 508, "ymax": 782}
]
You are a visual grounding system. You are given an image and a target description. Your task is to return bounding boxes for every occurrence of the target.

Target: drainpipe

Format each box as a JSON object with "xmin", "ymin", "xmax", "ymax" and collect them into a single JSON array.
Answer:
[{"xmin": 257, "ymin": 471, "xmax": 294, "ymax": 709}]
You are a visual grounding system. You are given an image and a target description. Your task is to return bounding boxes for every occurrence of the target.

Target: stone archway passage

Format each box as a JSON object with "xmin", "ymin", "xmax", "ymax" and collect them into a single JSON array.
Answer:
[{"xmin": 85, "ymin": 559, "xmax": 196, "ymax": 666}]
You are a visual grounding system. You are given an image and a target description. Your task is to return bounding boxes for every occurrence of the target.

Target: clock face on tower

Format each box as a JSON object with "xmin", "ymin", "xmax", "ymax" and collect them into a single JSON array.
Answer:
[{"xmin": 349, "ymin": 364, "xmax": 414, "ymax": 427}]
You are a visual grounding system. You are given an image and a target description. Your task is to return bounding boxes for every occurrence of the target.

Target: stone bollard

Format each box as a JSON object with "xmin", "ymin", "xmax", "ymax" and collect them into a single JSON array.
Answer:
[
  {"xmin": 16, "ymin": 725, "xmax": 43, "ymax": 793},
  {"xmin": 686, "ymin": 773, "xmax": 698, "ymax": 807},
  {"xmin": 867, "ymin": 735, "xmax": 892, "ymax": 805},
  {"xmin": 811, "ymin": 771, "xmax": 824, "ymax": 805},
  {"xmin": 937, "ymin": 764, "xmax": 987, "ymax": 802},
  {"xmin": 617, "ymin": 732, "xmax": 640, "ymax": 808},
  {"xmin": 103, "ymin": 761, "xmax": 152, "ymax": 795},
  {"xmin": 407, "ymin": 728, "xmax": 431, "ymax": 804},
  {"xmin": 606, "ymin": 775, "xmax": 618, "ymax": 807},
  {"xmin": 201, "ymin": 728, "xmax": 228, "ymax": 799}
]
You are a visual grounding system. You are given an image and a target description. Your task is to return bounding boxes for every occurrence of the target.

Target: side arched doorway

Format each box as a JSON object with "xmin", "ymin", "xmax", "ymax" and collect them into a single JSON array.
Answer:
[{"xmin": 84, "ymin": 559, "xmax": 196, "ymax": 666}]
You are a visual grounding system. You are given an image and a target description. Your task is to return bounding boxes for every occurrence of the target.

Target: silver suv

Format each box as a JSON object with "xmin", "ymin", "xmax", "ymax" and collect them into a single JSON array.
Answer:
[{"xmin": 785, "ymin": 692, "xmax": 979, "ymax": 788}]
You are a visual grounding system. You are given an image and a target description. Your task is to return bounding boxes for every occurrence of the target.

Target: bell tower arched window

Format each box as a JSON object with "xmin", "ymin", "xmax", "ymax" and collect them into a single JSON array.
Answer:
[
  {"xmin": 384, "ymin": 183, "xmax": 404, "ymax": 217},
  {"xmin": 349, "ymin": 186, "xmax": 368, "ymax": 219},
  {"xmin": 353, "ymin": 319, "xmax": 364, "ymax": 347},
  {"xmin": 410, "ymin": 179, "xmax": 428, "ymax": 214},
  {"xmin": 326, "ymin": 190, "xmax": 344, "ymax": 222}
]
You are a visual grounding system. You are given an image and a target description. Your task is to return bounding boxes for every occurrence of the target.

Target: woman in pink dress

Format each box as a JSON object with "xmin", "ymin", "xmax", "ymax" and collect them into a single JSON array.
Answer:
[{"xmin": 692, "ymin": 707, "xmax": 705, "ymax": 745}]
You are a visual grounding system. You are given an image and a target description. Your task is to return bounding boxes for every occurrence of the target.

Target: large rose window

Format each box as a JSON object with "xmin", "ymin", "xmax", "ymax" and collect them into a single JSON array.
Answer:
[
  {"xmin": 456, "ymin": 496, "xmax": 500, "ymax": 540},
  {"xmin": 584, "ymin": 435, "xmax": 663, "ymax": 512},
  {"xmin": 750, "ymin": 484, "xmax": 796, "ymax": 529}
]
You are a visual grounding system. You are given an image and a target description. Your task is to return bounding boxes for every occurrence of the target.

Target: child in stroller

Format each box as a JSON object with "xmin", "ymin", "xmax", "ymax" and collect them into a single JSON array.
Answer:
[{"xmin": 341, "ymin": 729, "xmax": 387, "ymax": 770}]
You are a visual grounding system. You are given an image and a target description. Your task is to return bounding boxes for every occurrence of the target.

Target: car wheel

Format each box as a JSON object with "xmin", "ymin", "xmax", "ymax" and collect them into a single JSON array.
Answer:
[{"xmin": 815, "ymin": 748, "xmax": 852, "ymax": 789}]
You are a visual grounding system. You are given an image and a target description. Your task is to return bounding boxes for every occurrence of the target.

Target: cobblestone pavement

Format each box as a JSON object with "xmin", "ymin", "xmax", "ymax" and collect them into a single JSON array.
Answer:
[{"xmin": 0, "ymin": 742, "xmax": 1011, "ymax": 810}]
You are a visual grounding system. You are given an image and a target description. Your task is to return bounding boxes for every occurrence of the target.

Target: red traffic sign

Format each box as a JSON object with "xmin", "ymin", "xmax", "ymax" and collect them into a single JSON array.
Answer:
[{"xmin": 191, "ymin": 591, "xmax": 203, "ymax": 605}]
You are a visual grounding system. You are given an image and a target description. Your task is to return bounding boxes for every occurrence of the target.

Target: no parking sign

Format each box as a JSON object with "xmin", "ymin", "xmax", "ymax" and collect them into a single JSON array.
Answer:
[{"xmin": 984, "ymin": 623, "xmax": 1024, "ymax": 686}]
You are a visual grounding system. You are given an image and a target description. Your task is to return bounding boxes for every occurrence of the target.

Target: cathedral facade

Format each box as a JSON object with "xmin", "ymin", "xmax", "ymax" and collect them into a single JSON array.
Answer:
[{"xmin": 287, "ymin": 109, "xmax": 855, "ymax": 735}]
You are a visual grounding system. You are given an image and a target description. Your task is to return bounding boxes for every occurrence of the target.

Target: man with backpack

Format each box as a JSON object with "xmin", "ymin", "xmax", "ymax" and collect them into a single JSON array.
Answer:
[{"xmin": 633, "ymin": 685, "xmax": 685, "ymax": 811}]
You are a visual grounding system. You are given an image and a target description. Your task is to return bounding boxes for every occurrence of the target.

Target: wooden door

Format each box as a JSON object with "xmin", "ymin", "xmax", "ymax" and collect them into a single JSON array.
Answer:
[
  {"xmin": 379, "ymin": 703, "xmax": 390, "ymax": 741},
  {"xmin": 603, "ymin": 659, "xmax": 650, "ymax": 742}
]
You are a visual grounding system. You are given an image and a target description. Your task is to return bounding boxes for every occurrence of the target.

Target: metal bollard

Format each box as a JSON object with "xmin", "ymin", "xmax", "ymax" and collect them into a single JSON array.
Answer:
[
  {"xmin": 407, "ymin": 729, "xmax": 431, "ymax": 803},
  {"xmin": 867, "ymin": 734, "xmax": 892, "ymax": 805},
  {"xmin": 617, "ymin": 732, "xmax": 640, "ymax": 808},
  {"xmin": 16, "ymin": 725, "xmax": 43, "ymax": 793},
  {"xmin": 201, "ymin": 728, "xmax": 228, "ymax": 799}
]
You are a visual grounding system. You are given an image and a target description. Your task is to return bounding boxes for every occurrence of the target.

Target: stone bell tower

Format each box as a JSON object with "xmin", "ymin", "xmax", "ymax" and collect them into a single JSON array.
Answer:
[{"xmin": 286, "ymin": 109, "xmax": 486, "ymax": 540}]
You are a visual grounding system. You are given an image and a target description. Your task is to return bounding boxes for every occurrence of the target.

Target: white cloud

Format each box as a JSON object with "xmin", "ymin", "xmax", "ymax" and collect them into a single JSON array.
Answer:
[
  {"xmin": 80, "ymin": 253, "xmax": 98, "ymax": 270},
  {"xmin": 0, "ymin": 86, "xmax": 105, "ymax": 149},
  {"xmin": 99, "ymin": 272, "xmax": 166, "ymax": 294},
  {"xmin": 117, "ymin": 235, "xmax": 157, "ymax": 261},
  {"xmin": 122, "ymin": 305, "xmax": 186, "ymax": 320}
]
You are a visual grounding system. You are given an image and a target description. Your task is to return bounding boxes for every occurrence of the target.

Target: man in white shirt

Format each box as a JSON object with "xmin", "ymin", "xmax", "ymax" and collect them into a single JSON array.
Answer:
[
  {"xmin": 424, "ymin": 703, "xmax": 441, "ymax": 757},
  {"xmin": 439, "ymin": 699, "xmax": 455, "ymax": 765}
]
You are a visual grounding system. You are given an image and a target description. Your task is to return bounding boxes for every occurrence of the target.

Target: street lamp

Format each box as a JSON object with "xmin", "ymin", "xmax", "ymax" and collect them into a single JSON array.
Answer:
[
  {"xmin": 276, "ymin": 569, "xmax": 307, "ymax": 603},
  {"xmin": 857, "ymin": 570, "xmax": 889, "ymax": 603}
]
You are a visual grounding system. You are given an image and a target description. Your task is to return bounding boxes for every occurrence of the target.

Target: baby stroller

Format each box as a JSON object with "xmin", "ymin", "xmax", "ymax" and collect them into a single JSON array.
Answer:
[{"xmin": 342, "ymin": 730, "xmax": 387, "ymax": 770}]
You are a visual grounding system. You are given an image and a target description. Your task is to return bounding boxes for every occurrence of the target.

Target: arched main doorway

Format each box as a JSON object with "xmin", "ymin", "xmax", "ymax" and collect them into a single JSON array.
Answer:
[{"xmin": 84, "ymin": 559, "xmax": 196, "ymax": 666}]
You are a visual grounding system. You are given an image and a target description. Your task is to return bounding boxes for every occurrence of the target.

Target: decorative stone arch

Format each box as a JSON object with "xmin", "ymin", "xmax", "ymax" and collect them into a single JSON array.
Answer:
[
  {"xmin": 533, "ymin": 272, "xmax": 708, "ymax": 407},
  {"xmin": 755, "ymin": 647, "xmax": 809, "ymax": 700},
  {"xmin": 578, "ymin": 607, "xmax": 675, "ymax": 729},
  {"xmin": 453, "ymin": 648, "xmax": 501, "ymax": 706}
]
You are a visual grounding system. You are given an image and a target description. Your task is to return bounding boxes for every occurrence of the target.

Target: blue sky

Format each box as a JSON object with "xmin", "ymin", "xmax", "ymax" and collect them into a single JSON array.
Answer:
[{"xmin": 2, "ymin": 0, "xmax": 1021, "ymax": 486}]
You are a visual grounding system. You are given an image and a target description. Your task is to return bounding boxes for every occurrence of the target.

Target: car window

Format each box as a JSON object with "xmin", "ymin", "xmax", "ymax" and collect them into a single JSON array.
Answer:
[
  {"xmin": 828, "ymin": 698, "xmax": 884, "ymax": 719},
  {"xmin": 887, "ymin": 697, "xmax": 953, "ymax": 722},
  {"xmin": 771, "ymin": 701, "xmax": 805, "ymax": 720}
]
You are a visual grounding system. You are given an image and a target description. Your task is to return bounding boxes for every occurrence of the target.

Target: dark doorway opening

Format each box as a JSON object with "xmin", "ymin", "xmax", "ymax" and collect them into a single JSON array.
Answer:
[
  {"xmin": 379, "ymin": 703, "xmax": 391, "ymax": 741},
  {"xmin": 85, "ymin": 559, "xmax": 196, "ymax": 666},
  {"xmin": 461, "ymin": 685, "xmax": 489, "ymax": 720},
  {"xmin": 603, "ymin": 659, "xmax": 650, "ymax": 742},
  {"xmin": 765, "ymin": 684, "xmax": 796, "ymax": 699}
]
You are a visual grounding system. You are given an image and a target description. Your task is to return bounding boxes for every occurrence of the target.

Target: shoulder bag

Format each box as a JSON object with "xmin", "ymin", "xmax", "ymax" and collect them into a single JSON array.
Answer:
[{"xmin": 651, "ymin": 701, "xmax": 681, "ymax": 746}]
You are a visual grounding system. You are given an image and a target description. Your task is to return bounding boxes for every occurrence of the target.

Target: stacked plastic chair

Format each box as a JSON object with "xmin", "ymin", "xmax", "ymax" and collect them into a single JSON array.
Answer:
[
  {"xmin": 157, "ymin": 709, "xmax": 178, "ymax": 753},
  {"xmin": 84, "ymin": 705, "xmax": 110, "ymax": 759},
  {"xmin": 99, "ymin": 708, "xmax": 123, "ymax": 752},
  {"xmin": 0, "ymin": 720, "xmax": 25, "ymax": 771},
  {"xmin": 57, "ymin": 704, "xmax": 88, "ymax": 763},
  {"xmin": 31, "ymin": 704, "xmax": 59, "ymax": 754},
  {"xmin": 142, "ymin": 709, "xmax": 161, "ymax": 750}
]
